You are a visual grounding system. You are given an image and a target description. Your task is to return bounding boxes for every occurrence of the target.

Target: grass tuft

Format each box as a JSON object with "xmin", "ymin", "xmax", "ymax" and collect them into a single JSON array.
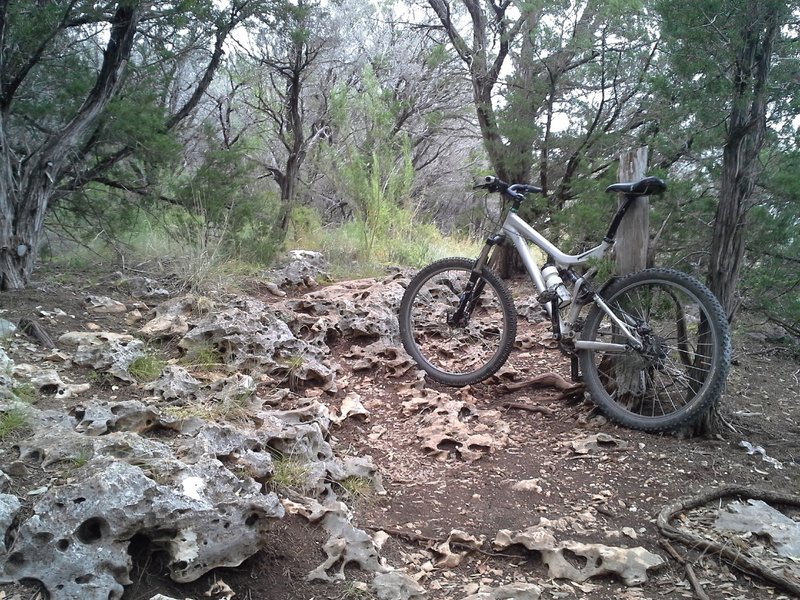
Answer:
[
  {"xmin": 270, "ymin": 454, "xmax": 311, "ymax": 493},
  {"xmin": 129, "ymin": 354, "xmax": 166, "ymax": 382},
  {"xmin": 0, "ymin": 408, "xmax": 28, "ymax": 441}
]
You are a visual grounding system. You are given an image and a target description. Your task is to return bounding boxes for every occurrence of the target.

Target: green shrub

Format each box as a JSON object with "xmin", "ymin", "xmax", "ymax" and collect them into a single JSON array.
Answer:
[{"xmin": 0, "ymin": 408, "xmax": 28, "ymax": 441}]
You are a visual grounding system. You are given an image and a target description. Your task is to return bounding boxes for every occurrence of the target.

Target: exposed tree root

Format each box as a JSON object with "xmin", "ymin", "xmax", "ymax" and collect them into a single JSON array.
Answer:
[
  {"xmin": 657, "ymin": 485, "xmax": 800, "ymax": 596},
  {"xmin": 498, "ymin": 372, "xmax": 585, "ymax": 401}
]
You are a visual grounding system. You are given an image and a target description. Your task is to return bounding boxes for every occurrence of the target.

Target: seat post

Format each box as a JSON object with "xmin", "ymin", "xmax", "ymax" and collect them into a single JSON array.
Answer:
[{"xmin": 603, "ymin": 194, "xmax": 637, "ymax": 243}]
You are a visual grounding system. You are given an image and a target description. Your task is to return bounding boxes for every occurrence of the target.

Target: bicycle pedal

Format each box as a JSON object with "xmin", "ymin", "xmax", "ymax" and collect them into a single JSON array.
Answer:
[{"xmin": 537, "ymin": 290, "xmax": 557, "ymax": 304}]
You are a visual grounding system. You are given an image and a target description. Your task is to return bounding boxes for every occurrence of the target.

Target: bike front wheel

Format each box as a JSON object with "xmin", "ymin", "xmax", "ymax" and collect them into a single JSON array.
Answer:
[
  {"xmin": 399, "ymin": 257, "xmax": 517, "ymax": 386},
  {"xmin": 579, "ymin": 268, "xmax": 731, "ymax": 432}
]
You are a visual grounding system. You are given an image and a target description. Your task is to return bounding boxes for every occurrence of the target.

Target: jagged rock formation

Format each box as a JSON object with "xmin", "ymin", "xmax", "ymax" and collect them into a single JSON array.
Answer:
[{"xmin": 494, "ymin": 524, "xmax": 664, "ymax": 586}]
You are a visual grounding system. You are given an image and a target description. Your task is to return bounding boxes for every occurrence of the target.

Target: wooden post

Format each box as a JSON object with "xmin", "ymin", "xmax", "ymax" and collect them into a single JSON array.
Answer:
[{"xmin": 615, "ymin": 147, "xmax": 649, "ymax": 275}]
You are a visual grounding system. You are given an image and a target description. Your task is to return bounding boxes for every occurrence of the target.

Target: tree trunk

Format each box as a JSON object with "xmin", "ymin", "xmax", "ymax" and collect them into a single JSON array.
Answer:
[
  {"xmin": 707, "ymin": 2, "xmax": 779, "ymax": 321},
  {"xmin": 0, "ymin": 2, "xmax": 142, "ymax": 290},
  {"xmin": 612, "ymin": 148, "xmax": 648, "ymax": 398},
  {"xmin": 615, "ymin": 147, "xmax": 649, "ymax": 276}
]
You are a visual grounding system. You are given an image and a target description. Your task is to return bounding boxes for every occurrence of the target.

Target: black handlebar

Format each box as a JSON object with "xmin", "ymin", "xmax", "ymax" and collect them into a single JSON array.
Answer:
[{"xmin": 475, "ymin": 176, "xmax": 543, "ymax": 200}]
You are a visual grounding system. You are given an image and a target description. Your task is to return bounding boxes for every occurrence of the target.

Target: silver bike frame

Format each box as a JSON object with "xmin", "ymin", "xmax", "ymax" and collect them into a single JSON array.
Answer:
[{"xmin": 499, "ymin": 211, "xmax": 641, "ymax": 352}]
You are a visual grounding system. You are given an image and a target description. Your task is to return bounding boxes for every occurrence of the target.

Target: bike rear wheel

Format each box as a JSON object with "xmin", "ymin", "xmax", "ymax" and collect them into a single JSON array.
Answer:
[
  {"xmin": 579, "ymin": 268, "xmax": 731, "ymax": 432},
  {"xmin": 399, "ymin": 257, "xmax": 517, "ymax": 386}
]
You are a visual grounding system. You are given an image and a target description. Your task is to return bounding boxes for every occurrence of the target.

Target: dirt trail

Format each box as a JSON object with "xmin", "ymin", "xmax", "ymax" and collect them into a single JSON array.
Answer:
[{"xmin": 0, "ymin": 269, "xmax": 798, "ymax": 600}]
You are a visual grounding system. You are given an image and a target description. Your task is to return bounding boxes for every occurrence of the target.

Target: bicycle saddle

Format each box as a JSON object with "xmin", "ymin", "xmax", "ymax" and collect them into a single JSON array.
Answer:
[{"xmin": 605, "ymin": 176, "xmax": 666, "ymax": 196}]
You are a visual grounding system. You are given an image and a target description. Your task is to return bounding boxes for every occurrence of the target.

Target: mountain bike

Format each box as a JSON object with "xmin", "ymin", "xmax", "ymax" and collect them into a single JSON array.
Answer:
[{"xmin": 399, "ymin": 176, "xmax": 731, "ymax": 432}]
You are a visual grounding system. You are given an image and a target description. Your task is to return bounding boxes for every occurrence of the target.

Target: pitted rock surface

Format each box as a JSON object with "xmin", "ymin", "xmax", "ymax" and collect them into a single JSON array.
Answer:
[
  {"xmin": 1, "ymin": 456, "xmax": 283, "ymax": 599},
  {"xmin": 58, "ymin": 331, "xmax": 145, "ymax": 382},
  {"xmin": 178, "ymin": 297, "xmax": 336, "ymax": 390},
  {"xmin": 494, "ymin": 526, "xmax": 664, "ymax": 586},
  {"xmin": 268, "ymin": 249, "xmax": 330, "ymax": 288},
  {"xmin": 280, "ymin": 275, "xmax": 406, "ymax": 344},
  {"xmin": 400, "ymin": 388, "xmax": 510, "ymax": 462}
]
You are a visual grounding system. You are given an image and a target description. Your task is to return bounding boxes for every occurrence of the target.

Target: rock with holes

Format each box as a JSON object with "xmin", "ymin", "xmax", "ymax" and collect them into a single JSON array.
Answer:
[
  {"xmin": 268, "ymin": 249, "xmax": 329, "ymax": 288},
  {"xmin": 459, "ymin": 582, "xmax": 542, "ymax": 600},
  {"xmin": 307, "ymin": 508, "xmax": 391, "ymax": 582},
  {"xmin": 569, "ymin": 433, "xmax": 629, "ymax": 455},
  {"xmin": 280, "ymin": 275, "xmax": 406, "ymax": 345},
  {"xmin": 28, "ymin": 369, "xmax": 91, "ymax": 400},
  {"xmin": 1, "ymin": 451, "xmax": 283, "ymax": 600},
  {"xmin": 0, "ymin": 493, "xmax": 21, "ymax": 554},
  {"xmin": 178, "ymin": 297, "xmax": 335, "ymax": 391},
  {"xmin": 343, "ymin": 341, "xmax": 414, "ymax": 378},
  {"xmin": 401, "ymin": 388, "xmax": 510, "ymax": 463},
  {"xmin": 85, "ymin": 295, "xmax": 127, "ymax": 314},
  {"xmin": 0, "ymin": 357, "xmax": 13, "ymax": 400},
  {"xmin": 139, "ymin": 296, "xmax": 196, "ymax": 339},
  {"xmin": 494, "ymin": 527, "xmax": 664, "ymax": 586},
  {"xmin": 147, "ymin": 366, "xmax": 202, "ymax": 401},
  {"xmin": 72, "ymin": 400, "xmax": 160, "ymax": 436},
  {"xmin": 371, "ymin": 571, "xmax": 426, "ymax": 600},
  {"xmin": 58, "ymin": 331, "xmax": 145, "ymax": 383},
  {"xmin": 115, "ymin": 275, "xmax": 170, "ymax": 300}
]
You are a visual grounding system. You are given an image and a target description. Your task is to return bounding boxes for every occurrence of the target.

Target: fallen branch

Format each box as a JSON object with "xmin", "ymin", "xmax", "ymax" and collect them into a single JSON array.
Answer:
[
  {"xmin": 17, "ymin": 318, "xmax": 55, "ymax": 348},
  {"xmin": 658, "ymin": 538, "xmax": 709, "ymax": 600},
  {"xmin": 657, "ymin": 485, "xmax": 800, "ymax": 596}
]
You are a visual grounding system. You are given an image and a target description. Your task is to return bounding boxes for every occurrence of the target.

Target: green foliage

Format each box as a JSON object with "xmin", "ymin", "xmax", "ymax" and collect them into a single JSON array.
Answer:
[
  {"xmin": 327, "ymin": 65, "xmax": 417, "ymax": 262},
  {"xmin": 741, "ymin": 151, "xmax": 800, "ymax": 331},
  {"xmin": 11, "ymin": 383, "xmax": 38, "ymax": 405},
  {"xmin": 0, "ymin": 408, "xmax": 28, "ymax": 441},
  {"xmin": 170, "ymin": 140, "xmax": 283, "ymax": 265},
  {"xmin": 128, "ymin": 353, "xmax": 166, "ymax": 383},
  {"xmin": 270, "ymin": 454, "xmax": 311, "ymax": 492},
  {"xmin": 180, "ymin": 343, "xmax": 223, "ymax": 369}
]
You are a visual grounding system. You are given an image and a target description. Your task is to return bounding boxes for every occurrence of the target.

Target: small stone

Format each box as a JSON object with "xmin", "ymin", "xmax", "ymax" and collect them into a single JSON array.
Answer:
[{"xmin": 4, "ymin": 461, "xmax": 28, "ymax": 476}]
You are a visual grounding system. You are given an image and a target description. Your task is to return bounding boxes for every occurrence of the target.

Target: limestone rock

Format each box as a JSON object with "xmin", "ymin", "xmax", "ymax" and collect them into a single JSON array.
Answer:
[
  {"xmin": 72, "ymin": 400, "xmax": 160, "ymax": 436},
  {"xmin": 28, "ymin": 369, "xmax": 90, "ymax": 399},
  {"xmin": 269, "ymin": 249, "xmax": 329, "ymax": 288},
  {"xmin": 307, "ymin": 507, "xmax": 391, "ymax": 582},
  {"xmin": 401, "ymin": 389, "xmax": 509, "ymax": 462},
  {"xmin": 0, "ymin": 319, "xmax": 16, "ymax": 338},
  {"xmin": 85, "ymin": 295, "xmax": 127, "ymax": 314},
  {"xmin": 372, "ymin": 571, "xmax": 426, "ymax": 600},
  {"xmin": 139, "ymin": 296, "xmax": 196, "ymax": 339},
  {"xmin": 58, "ymin": 331, "xmax": 145, "ymax": 382},
  {"xmin": 714, "ymin": 499, "xmax": 800, "ymax": 559},
  {"xmin": 494, "ymin": 527, "xmax": 663, "ymax": 586},
  {"xmin": 147, "ymin": 366, "xmax": 201, "ymax": 401},
  {"xmin": 344, "ymin": 341, "xmax": 414, "ymax": 377},
  {"xmin": 281, "ymin": 275, "xmax": 406, "ymax": 345},
  {"xmin": 0, "ymin": 493, "xmax": 21, "ymax": 553},
  {"xmin": 116, "ymin": 275, "xmax": 170, "ymax": 299},
  {"xmin": 460, "ymin": 582, "xmax": 542, "ymax": 600},
  {"xmin": 432, "ymin": 530, "xmax": 484, "ymax": 568},
  {"xmin": 178, "ymin": 297, "xmax": 335, "ymax": 391},
  {"xmin": 570, "ymin": 433, "xmax": 629, "ymax": 454},
  {"xmin": 2, "ymin": 452, "xmax": 283, "ymax": 600}
]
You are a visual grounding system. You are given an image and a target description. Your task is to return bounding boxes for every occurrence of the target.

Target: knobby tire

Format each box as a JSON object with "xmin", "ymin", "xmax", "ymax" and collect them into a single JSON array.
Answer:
[
  {"xmin": 579, "ymin": 268, "xmax": 731, "ymax": 432},
  {"xmin": 399, "ymin": 257, "xmax": 517, "ymax": 386}
]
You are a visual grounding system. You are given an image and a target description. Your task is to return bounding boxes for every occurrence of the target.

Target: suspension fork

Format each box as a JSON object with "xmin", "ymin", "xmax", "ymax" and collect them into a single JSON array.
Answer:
[{"xmin": 447, "ymin": 234, "xmax": 504, "ymax": 326}]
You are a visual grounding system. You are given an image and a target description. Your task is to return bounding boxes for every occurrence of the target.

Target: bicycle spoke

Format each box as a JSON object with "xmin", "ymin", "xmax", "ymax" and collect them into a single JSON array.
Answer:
[
  {"xmin": 582, "ymin": 271, "xmax": 727, "ymax": 428},
  {"xmin": 400, "ymin": 259, "xmax": 516, "ymax": 383}
]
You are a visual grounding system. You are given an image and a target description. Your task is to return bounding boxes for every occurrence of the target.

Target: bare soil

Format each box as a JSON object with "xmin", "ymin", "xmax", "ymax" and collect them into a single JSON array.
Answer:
[{"xmin": 1, "ymin": 265, "xmax": 799, "ymax": 600}]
